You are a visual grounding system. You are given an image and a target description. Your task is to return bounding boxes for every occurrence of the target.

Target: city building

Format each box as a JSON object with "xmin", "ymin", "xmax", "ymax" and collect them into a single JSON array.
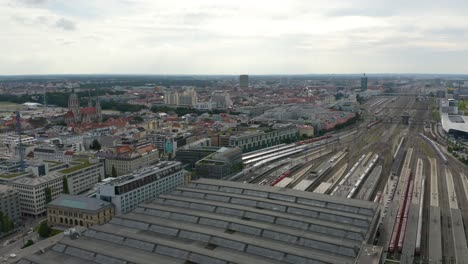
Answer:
[
  {"xmin": 47, "ymin": 194, "xmax": 114, "ymax": 228},
  {"xmin": 18, "ymin": 179, "xmax": 380, "ymax": 264},
  {"xmin": 62, "ymin": 160, "xmax": 105, "ymax": 195},
  {"xmin": 210, "ymin": 90, "xmax": 233, "ymax": 109},
  {"xmin": 361, "ymin": 74, "xmax": 368, "ymax": 91},
  {"xmin": 97, "ymin": 143, "xmax": 159, "ymax": 177},
  {"xmin": 0, "ymin": 185, "xmax": 20, "ymax": 224},
  {"xmin": 64, "ymin": 88, "xmax": 102, "ymax": 125},
  {"xmin": 195, "ymin": 147, "xmax": 243, "ymax": 179},
  {"xmin": 9, "ymin": 160, "xmax": 103, "ymax": 217},
  {"xmin": 33, "ymin": 146, "xmax": 74, "ymax": 163},
  {"xmin": 96, "ymin": 161, "xmax": 184, "ymax": 215},
  {"xmin": 240, "ymin": 74, "xmax": 249, "ymax": 88},
  {"xmin": 12, "ymin": 169, "xmax": 63, "ymax": 217},
  {"xmin": 226, "ymin": 124, "xmax": 298, "ymax": 152},
  {"xmin": 440, "ymin": 99, "xmax": 468, "ymax": 138},
  {"xmin": 164, "ymin": 90, "xmax": 179, "ymax": 105},
  {"xmin": 297, "ymin": 125, "xmax": 315, "ymax": 137},
  {"xmin": 175, "ymin": 138, "xmax": 216, "ymax": 167},
  {"xmin": 177, "ymin": 88, "xmax": 198, "ymax": 106}
]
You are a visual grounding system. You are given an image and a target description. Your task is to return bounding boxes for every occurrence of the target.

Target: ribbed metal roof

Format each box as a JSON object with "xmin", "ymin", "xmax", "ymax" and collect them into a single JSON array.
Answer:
[{"xmin": 18, "ymin": 179, "xmax": 379, "ymax": 264}]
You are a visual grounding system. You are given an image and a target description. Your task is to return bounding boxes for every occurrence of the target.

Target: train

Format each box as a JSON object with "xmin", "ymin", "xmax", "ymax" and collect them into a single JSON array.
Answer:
[
  {"xmin": 367, "ymin": 119, "xmax": 382, "ymax": 129},
  {"xmin": 419, "ymin": 133, "xmax": 448, "ymax": 164},
  {"xmin": 388, "ymin": 173, "xmax": 413, "ymax": 253},
  {"xmin": 271, "ymin": 171, "xmax": 292, "ymax": 186},
  {"xmin": 296, "ymin": 135, "xmax": 332, "ymax": 145}
]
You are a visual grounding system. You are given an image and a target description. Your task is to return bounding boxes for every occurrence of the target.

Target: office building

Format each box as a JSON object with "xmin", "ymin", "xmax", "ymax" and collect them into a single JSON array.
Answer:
[
  {"xmin": 361, "ymin": 74, "xmax": 368, "ymax": 91},
  {"xmin": 47, "ymin": 194, "xmax": 114, "ymax": 228},
  {"xmin": 62, "ymin": 160, "xmax": 105, "ymax": 195},
  {"xmin": 240, "ymin": 74, "xmax": 249, "ymax": 88},
  {"xmin": 12, "ymin": 170, "xmax": 63, "ymax": 217},
  {"xmin": 18, "ymin": 179, "xmax": 380, "ymax": 264},
  {"xmin": 10, "ymin": 160, "xmax": 103, "ymax": 217},
  {"xmin": 164, "ymin": 91, "xmax": 179, "ymax": 105},
  {"xmin": 177, "ymin": 88, "xmax": 198, "ymax": 106},
  {"xmin": 0, "ymin": 185, "xmax": 20, "ymax": 223},
  {"xmin": 97, "ymin": 143, "xmax": 159, "ymax": 177},
  {"xmin": 195, "ymin": 147, "xmax": 243, "ymax": 179},
  {"xmin": 210, "ymin": 91, "xmax": 233, "ymax": 109},
  {"xmin": 96, "ymin": 161, "xmax": 184, "ymax": 215}
]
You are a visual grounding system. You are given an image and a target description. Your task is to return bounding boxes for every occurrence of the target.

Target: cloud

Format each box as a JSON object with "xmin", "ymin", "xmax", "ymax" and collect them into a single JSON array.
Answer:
[
  {"xmin": 327, "ymin": 8, "xmax": 396, "ymax": 17},
  {"xmin": 18, "ymin": 0, "xmax": 47, "ymax": 5},
  {"xmin": 54, "ymin": 17, "xmax": 76, "ymax": 31},
  {"xmin": 1, "ymin": 0, "xmax": 468, "ymax": 74}
]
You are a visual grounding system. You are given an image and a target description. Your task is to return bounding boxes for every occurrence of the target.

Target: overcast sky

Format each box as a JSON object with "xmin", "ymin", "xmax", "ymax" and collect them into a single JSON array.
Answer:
[{"xmin": 1, "ymin": 0, "xmax": 468, "ymax": 75}]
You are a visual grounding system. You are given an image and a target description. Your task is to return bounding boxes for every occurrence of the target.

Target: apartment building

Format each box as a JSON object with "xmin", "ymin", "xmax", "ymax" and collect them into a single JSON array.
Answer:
[
  {"xmin": 96, "ymin": 161, "xmax": 184, "ymax": 215},
  {"xmin": 47, "ymin": 194, "xmax": 114, "ymax": 228}
]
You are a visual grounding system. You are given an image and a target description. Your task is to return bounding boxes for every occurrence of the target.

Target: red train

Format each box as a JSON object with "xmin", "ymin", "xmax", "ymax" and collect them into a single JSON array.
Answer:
[
  {"xmin": 367, "ymin": 119, "xmax": 382, "ymax": 129},
  {"xmin": 388, "ymin": 175, "xmax": 413, "ymax": 253},
  {"xmin": 397, "ymin": 180, "xmax": 414, "ymax": 252},
  {"xmin": 296, "ymin": 135, "xmax": 332, "ymax": 145},
  {"xmin": 271, "ymin": 171, "xmax": 292, "ymax": 186}
]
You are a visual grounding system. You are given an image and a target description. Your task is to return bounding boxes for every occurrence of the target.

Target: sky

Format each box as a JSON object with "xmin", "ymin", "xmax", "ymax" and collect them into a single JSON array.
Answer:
[{"xmin": 1, "ymin": 0, "xmax": 468, "ymax": 75}]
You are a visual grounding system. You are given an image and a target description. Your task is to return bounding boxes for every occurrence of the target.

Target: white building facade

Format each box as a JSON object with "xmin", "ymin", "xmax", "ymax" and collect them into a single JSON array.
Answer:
[{"xmin": 96, "ymin": 161, "xmax": 184, "ymax": 215}]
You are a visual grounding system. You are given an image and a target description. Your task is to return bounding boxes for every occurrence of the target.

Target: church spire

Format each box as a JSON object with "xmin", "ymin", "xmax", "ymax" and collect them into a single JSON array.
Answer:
[{"xmin": 88, "ymin": 88, "xmax": 93, "ymax": 107}]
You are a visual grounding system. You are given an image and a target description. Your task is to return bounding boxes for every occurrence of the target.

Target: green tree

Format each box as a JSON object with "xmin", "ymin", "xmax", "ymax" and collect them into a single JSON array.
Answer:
[
  {"xmin": 111, "ymin": 165, "xmax": 117, "ymax": 177},
  {"xmin": 62, "ymin": 177, "xmax": 69, "ymax": 194},
  {"xmin": 0, "ymin": 212, "xmax": 14, "ymax": 233},
  {"xmin": 44, "ymin": 187, "xmax": 52, "ymax": 204},
  {"xmin": 38, "ymin": 221, "xmax": 50, "ymax": 238},
  {"xmin": 21, "ymin": 239, "xmax": 34, "ymax": 249},
  {"xmin": 90, "ymin": 139, "xmax": 101, "ymax": 150}
]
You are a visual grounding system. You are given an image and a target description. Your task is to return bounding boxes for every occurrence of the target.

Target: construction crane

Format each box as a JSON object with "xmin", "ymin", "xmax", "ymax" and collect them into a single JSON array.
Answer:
[{"xmin": 16, "ymin": 111, "xmax": 25, "ymax": 172}]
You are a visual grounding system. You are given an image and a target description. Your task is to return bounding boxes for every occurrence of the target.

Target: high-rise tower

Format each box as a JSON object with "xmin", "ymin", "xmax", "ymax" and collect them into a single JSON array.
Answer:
[{"xmin": 361, "ymin": 74, "xmax": 368, "ymax": 91}]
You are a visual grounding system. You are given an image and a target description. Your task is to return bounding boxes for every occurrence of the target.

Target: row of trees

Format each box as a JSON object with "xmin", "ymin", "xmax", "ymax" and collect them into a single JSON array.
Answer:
[
  {"xmin": 150, "ymin": 105, "xmax": 237, "ymax": 116},
  {"xmin": 0, "ymin": 211, "xmax": 15, "ymax": 234}
]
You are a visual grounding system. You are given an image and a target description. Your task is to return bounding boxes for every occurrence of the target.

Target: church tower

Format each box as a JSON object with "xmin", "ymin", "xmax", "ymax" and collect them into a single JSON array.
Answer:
[
  {"xmin": 95, "ymin": 88, "xmax": 102, "ymax": 123},
  {"xmin": 68, "ymin": 88, "xmax": 80, "ymax": 122}
]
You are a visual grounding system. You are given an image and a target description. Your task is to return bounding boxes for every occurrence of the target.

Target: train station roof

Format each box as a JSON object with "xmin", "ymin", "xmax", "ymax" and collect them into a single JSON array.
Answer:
[{"xmin": 18, "ymin": 179, "xmax": 380, "ymax": 264}]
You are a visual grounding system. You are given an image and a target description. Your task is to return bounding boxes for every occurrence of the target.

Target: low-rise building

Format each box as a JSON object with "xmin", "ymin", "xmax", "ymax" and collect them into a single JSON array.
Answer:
[
  {"xmin": 0, "ymin": 185, "xmax": 20, "ymax": 224},
  {"xmin": 96, "ymin": 161, "xmax": 184, "ymax": 215},
  {"xmin": 47, "ymin": 194, "xmax": 114, "ymax": 228},
  {"xmin": 195, "ymin": 147, "xmax": 243, "ymax": 179},
  {"xmin": 97, "ymin": 143, "xmax": 159, "ymax": 176}
]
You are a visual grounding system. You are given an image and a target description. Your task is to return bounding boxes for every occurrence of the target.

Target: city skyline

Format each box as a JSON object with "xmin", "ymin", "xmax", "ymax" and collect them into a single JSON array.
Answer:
[{"xmin": 2, "ymin": 0, "xmax": 468, "ymax": 75}]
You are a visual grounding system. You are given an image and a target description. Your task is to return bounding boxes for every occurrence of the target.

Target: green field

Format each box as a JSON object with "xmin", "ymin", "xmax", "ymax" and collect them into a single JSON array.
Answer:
[
  {"xmin": 0, "ymin": 102, "xmax": 21, "ymax": 112},
  {"xmin": 459, "ymin": 100, "xmax": 468, "ymax": 115}
]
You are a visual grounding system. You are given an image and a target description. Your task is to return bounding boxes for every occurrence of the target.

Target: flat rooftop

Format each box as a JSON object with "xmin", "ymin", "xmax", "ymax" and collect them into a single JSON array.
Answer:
[
  {"xmin": 48, "ymin": 194, "xmax": 113, "ymax": 212},
  {"xmin": 18, "ymin": 179, "xmax": 380, "ymax": 264}
]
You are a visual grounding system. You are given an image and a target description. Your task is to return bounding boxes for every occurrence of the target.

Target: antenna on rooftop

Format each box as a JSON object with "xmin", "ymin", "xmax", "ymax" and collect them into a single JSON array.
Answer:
[
  {"xmin": 16, "ymin": 110, "xmax": 25, "ymax": 172},
  {"xmin": 43, "ymin": 86, "xmax": 47, "ymax": 113}
]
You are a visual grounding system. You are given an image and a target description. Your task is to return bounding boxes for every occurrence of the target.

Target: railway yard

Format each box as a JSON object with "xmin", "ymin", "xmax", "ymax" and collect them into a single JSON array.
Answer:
[{"xmin": 232, "ymin": 91, "xmax": 468, "ymax": 264}]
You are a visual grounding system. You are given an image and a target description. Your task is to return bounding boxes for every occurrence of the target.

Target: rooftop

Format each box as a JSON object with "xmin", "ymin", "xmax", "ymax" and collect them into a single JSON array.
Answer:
[
  {"xmin": 100, "ymin": 161, "xmax": 181, "ymax": 187},
  {"xmin": 19, "ymin": 179, "xmax": 380, "ymax": 264},
  {"xmin": 48, "ymin": 194, "xmax": 112, "ymax": 212}
]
